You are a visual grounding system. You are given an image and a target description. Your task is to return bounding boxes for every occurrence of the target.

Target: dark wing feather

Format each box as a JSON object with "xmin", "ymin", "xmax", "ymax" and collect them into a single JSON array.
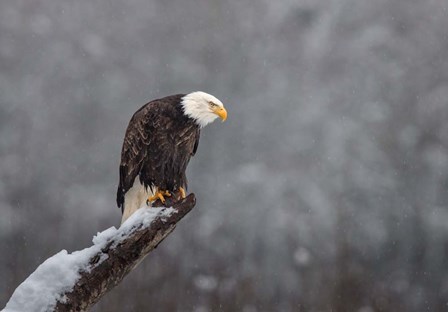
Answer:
[
  {"xmin": 192, "ymin": 128, "xmax": 200, "ymax": 156},
  {"xmin": 116, "ymin": 103, "xmax": 156, "ymax": 211},
  {"xmin": 179, "ymin": 127, "xmax": 200, "ymax": 191}
]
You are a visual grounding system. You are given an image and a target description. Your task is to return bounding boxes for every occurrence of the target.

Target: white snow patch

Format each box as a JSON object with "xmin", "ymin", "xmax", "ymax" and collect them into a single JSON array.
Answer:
[
  {"xmin": 3, "ymin": 248, "xmax": 100, "ymax": 312},
  {"xmin": 3, "ymin": 206, "xmax": 176, "ymax": 312}
]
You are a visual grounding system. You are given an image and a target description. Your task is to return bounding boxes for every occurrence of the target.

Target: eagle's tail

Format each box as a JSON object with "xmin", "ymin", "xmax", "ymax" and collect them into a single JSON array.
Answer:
[{"xmin": 121, "ymin": 179, "xmax": 154, "ymax": 224}]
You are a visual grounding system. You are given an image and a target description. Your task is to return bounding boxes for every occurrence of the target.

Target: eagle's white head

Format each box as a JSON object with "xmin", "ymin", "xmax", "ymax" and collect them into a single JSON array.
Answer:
[{"xmin": 181, "ymin": 91, "xmax": 228, "ymax": 128}]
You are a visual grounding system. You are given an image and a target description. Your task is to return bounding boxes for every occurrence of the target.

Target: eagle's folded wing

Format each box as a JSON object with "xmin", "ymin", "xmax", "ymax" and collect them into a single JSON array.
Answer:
[{"xmin": 116, "ymin": 104, "xmax": 155, "ymax": 211}]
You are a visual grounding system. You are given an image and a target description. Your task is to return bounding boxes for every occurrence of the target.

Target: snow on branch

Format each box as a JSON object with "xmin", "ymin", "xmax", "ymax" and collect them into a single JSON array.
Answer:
[{"xmin": 4, "ymin": 194, "xmax": 196, "ymax": 312}]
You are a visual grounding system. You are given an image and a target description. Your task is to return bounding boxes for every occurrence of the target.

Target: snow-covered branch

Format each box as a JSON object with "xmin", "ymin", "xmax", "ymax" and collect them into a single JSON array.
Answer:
[{"xmin": 4, "ymin": 194, "xmax": 196, "ymax": 312}]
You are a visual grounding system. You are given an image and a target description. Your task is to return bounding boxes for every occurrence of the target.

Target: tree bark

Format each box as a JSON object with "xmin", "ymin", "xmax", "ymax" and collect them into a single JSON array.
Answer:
[{"xmin": 54, "ymin": 193, "xmax": 196, "ymax": 312}]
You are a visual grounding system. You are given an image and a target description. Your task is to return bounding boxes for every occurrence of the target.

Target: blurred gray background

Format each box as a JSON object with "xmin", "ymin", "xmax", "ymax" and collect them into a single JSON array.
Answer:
[{"xmin": 1, "ymin": 0, "xmax": 448, "ymax": 311}]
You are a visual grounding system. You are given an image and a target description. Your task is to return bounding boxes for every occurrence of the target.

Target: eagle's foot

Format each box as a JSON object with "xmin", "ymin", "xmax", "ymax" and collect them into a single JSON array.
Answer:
[
  {"xmin": 162, "ymin": 190, "xmax": 172, "ymax": 197},
  {"xmin": 147, "ymin": 189, "xmax": 171, "ymax": 205},
  {"xmin": 178, "ymin": 187, "xmax": 186, "ymax": 199}
]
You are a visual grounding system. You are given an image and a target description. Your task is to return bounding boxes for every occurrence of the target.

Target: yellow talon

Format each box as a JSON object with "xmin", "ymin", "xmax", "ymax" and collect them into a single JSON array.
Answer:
[
  {"xmin": 179, "ymin": 187, "xmax": 186, "ymax": 199},
  {"xmin": 147, "ymin": 189, "xmax": 171, "ymax": 204}
]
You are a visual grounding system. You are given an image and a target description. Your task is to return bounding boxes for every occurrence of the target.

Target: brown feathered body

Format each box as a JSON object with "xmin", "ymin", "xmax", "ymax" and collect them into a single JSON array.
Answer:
[{"xmin": 117, "ymin": 94, "xmax": 200, "ymax": 213}]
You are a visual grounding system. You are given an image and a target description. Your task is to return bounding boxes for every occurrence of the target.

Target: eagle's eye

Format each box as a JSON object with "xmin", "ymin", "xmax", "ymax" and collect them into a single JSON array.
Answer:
[{"xmin": 209, "ymin": 102, "xmax": 218, "ymax": 107}]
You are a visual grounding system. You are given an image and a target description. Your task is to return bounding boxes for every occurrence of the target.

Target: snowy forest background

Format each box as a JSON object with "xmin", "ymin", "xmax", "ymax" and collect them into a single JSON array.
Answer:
[{"xmin": 1, "ymin": 0, "xmax": 448, "ymax": 311}]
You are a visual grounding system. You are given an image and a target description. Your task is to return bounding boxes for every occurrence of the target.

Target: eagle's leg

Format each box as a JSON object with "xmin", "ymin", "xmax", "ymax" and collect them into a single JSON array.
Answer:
[
  {"xmin": 147, "ymin": 189, "xmax": 171, "ymax": 205},
  {"xmin": 178, "ymin": 187, "xmax": 186, "ymax": 199}
]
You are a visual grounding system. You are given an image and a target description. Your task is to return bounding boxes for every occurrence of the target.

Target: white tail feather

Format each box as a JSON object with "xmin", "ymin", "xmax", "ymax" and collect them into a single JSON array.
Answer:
[{"xmin": 121, "ymin": 178, "xmax": 154, "ymax": 224}]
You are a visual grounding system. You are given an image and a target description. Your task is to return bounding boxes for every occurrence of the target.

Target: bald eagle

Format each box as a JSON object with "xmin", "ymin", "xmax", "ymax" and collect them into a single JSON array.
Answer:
[{"xmin": 117, "ymin": 92, "xmax": 227, "ymax": 223}]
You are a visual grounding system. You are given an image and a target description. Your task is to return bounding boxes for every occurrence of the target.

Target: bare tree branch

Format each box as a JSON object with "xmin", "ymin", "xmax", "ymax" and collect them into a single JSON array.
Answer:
[{"xmin": 52, "ymin": 194, "xmax": 196, "ymax": 312}]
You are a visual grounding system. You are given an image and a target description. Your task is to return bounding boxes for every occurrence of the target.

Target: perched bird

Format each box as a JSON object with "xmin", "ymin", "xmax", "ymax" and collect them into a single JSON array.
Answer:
[{"xmin": 117, "ymin": 92, "xmax": 227, "ymax": 223}]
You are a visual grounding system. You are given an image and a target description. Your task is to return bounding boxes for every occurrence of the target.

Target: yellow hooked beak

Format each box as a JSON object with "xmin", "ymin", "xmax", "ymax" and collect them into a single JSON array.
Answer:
[{"xmin": 212, "ymin": 106, "xmax": 228, "ymax": 122}]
